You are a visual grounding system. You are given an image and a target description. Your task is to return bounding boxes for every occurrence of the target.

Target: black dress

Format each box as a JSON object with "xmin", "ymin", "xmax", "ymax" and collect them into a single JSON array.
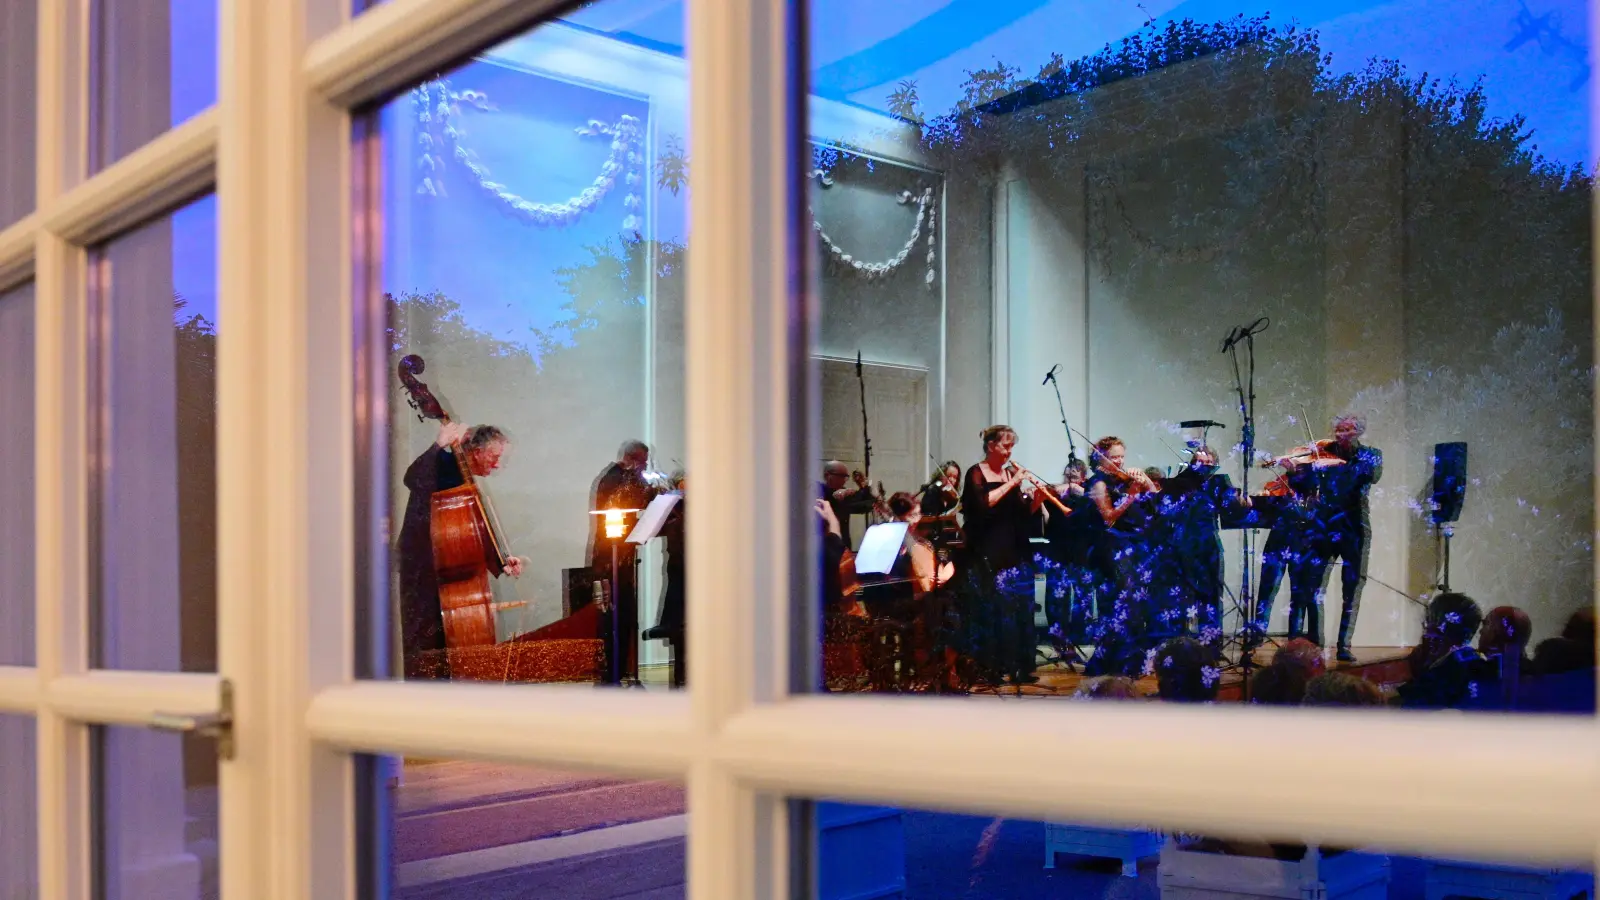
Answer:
[{"xmin": 959, "ymin": 464, "xmax": 1040, "ymax": 683}]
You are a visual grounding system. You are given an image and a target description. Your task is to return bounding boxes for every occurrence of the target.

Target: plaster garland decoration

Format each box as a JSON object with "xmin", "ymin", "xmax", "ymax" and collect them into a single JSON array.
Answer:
[
  {"xmin": 813, "ymin": 186, "xmax": 939, "ymax": 288},
  {"xmin": 412, "ymin": 79, "xmax": 645, "ymax": 232}
]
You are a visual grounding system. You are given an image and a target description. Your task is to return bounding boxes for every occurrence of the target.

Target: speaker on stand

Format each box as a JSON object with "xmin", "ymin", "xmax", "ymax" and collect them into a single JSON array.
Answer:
[{"xmin": 1430, "ymin": 442, "xmax": 1469, "ymax": 591}]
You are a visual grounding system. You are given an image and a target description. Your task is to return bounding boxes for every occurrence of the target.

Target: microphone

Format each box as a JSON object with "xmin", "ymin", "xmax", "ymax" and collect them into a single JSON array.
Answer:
[
  {"xmin": 1041, "ymin": 364, "xmax": 1059, "ymax": 386},
  {"xmin": 1219, "ymin": 326, "xmax": 1242, "ymax": 354},
  {"xmin": 1179, "ymin": 420, "xmax": 1226, "ymax": 430}
]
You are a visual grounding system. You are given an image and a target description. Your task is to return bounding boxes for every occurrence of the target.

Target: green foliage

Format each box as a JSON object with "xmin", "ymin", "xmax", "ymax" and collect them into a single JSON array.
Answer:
[{"xmin": 655, "ymin": 133, "xmax": 689, "ymax": 197}]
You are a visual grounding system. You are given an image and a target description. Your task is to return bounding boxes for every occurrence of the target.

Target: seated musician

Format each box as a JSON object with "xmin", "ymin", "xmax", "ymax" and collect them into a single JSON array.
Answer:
[
  {"xmin": 397, "ymin": 421, "xmax": 526, "ymax": 679},
  {"xmin": 916, "ymin": 461, "xmax": 963, "ymax": 545}
]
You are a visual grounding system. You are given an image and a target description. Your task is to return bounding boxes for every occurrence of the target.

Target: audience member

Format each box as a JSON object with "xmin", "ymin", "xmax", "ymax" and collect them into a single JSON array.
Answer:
[
  {"xmin": 1398, "ymin": 592, "xmax": 1489, "ymax": 710},
  {"xmin": 1250, "ymin": 638, "xmax": 1325, "ymax": 705},
  {"xmin": 1303, "ymin": 672, "xmax": 1386, "ymax": 707},
  {"xmin": 1075, "ymin": 675, "xmax": 1140, "ymax": 700},
  {"xmin": 1151, "ymin": 636, "xmax": 1218, "ymax": 703}
]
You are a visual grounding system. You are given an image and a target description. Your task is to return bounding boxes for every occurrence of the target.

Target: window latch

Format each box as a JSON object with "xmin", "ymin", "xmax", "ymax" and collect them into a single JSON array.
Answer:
[{"xmin": 151, "ymin": 678, "xmax": 235, "ymax": 761}]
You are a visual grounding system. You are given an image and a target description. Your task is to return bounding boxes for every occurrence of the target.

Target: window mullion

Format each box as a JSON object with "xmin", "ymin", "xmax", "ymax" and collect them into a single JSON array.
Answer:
[{"xmin": 686, "ymin": 0, "xmax": 805, "ymax": 895}]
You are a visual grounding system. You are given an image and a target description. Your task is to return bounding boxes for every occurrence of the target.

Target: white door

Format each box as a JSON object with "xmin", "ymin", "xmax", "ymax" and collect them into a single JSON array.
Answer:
[{"xmin": 1, "ymin": 0, "xmax": 1596, "ymax": 899}]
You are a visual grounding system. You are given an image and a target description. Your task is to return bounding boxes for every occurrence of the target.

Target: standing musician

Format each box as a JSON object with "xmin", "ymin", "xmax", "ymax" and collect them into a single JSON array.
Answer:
[
  {"xmin": 1285, "ymin": 413, "xmax": 1383, "ymax": 662},
  {"xmin": 961, "ymin": 425, "xmax": 1049, "ymax": 685},
  {"xmin": 819, "ymin": 460, "xmax": 883, "ymax": 548},
  {"xmin": 398, "ymin": 422, "xmax": 527, "ymax": 679},
  {"xmin": 589, "ymin": 439, "xmax": 662, "ymax": 685},
  {"xmin": 1156, "ymin": 445, "xmax": 1249, "ymax": 648},
  {"xmin": 1083, "ymin": 435, "xmax": 1162, "ymax": 676}
]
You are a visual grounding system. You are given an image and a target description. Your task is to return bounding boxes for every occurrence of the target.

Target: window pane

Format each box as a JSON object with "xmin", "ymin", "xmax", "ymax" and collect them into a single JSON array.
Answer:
[
  {"xmin": 95, "ymin": 725, "xmax": 218, "ymax": 900},
  {"xmin": 808, "ymin": 798, "xmax": 1592, "ymax": 899},
  {"xmin": 805, "ymin": 1, "xmax": 1594, "ymax": 712},
  {"xmin": 373, "ymin": 755, "xmax": 684, "ymax": 899},
  {"xmin": 90, "ymin": 195, "xmax": 218, "ymax": 672},
  {"xmin": 0, "ymin": 715, "xmax": 37, "ymax": 900},
  {"xmin": 360, "ymin": 4, "xmax": 689, "ymax": 688},
  {"xmin": 0, "ymin": 0, "xmax": 36, "ymax": 228},
  {"xmin": 91, "ymin": 0, "xmax": 217, "ymax": 173},
  {"xmin": 0, "ymin": 282, "xmax": 34, "ymax": 667}
]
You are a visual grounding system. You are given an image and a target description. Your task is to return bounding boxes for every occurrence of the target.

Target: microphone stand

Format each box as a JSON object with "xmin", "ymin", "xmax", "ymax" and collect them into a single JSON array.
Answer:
[
  {"xmin": 1044, "ymin": 367, "xmax": 1081, "ymax": 468},
  {"xmin": 1222, "ymin": 323, "xmax": 1273, "ymax": 698}
]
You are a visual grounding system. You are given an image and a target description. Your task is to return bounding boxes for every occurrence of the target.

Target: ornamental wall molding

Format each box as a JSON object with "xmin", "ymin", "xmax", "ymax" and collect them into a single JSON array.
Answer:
[
  {"xmin": 412, "ymin": 78, "xmax": 938, "ymax": 287},
  {"xmin": 412, "ymin": 79, "xmax": 645, "ymax": 232}
]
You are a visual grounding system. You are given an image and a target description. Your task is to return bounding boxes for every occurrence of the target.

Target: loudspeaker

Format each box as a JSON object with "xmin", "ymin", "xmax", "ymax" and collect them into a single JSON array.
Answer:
[{"xmin": 1431, "ymin": 442, "xmax": 1468, "ymax": 524}]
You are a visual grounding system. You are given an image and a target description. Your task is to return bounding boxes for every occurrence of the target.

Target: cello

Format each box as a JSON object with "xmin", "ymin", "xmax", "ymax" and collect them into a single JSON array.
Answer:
[{"xmin": 397, "ymin": 354, "xmax": 524, "ymax": 650}]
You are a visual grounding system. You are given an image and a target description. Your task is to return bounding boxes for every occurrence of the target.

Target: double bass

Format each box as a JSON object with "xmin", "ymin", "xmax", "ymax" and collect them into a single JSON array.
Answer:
[{"xmin": 397, "ymin": 354, "xmax": 524, "ymax": 649}]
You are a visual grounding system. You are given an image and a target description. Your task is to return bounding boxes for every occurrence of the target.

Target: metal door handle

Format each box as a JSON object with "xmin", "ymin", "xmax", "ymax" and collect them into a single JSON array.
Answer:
[{"xmin": 151, "ymin": 679, "xmax": 235, "ymax": 760}]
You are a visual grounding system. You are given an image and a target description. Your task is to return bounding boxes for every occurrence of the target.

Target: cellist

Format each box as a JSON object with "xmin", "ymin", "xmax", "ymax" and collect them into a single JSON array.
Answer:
[{"xmin": 398, "ymin": 421, "xmax": 527, "ymax": 678}]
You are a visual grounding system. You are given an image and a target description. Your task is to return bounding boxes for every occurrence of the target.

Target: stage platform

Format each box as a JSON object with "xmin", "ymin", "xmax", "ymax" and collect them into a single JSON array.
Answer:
[{"xmin": 968, "ymin": 645, "xmax": 1413, "ymax": 700}]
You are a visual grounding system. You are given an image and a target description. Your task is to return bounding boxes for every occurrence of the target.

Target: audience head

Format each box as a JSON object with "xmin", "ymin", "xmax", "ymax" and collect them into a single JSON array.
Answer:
[
  {"xmin": 1303, "ymin": 672, "xmax": 1386, "ymax": 707},
  {"xmin": 1561, "ymin": 607, "xmax": 1596, "ymax": 647},
  {"xmin": 1479, "ymin": 606, "xmax": 1533, "ymax": 658},
  {"xmin": 1251, "ymin": 638, "xmax": 1326, "ymax": 705},
  {"xmin": 1076, "ymin": 675, "xmax": 1140, "ymax": 700},
  {"xmin": 1151, "ymin": 637, "xmax": 1218, "ymax": 703},
  {"xmin": 1425, "ymin": 592, "xmax": 1484, "ymax": 648}
]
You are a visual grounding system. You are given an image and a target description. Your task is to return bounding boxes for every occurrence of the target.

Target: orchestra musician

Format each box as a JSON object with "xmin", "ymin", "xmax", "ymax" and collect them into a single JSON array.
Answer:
[
  {"xmin": 1250, "ymin": 414, "xmax": 1382, "ymax": 661},
  {"xmin": 1156, "ymin": 444, "xmax": 1249, "ymax": 647},
  {"xmin": 1083, "ymin": 435, "xmax": 1162, "ymax": 676},
  {"xmin": 961, "ymin": 425, "xmax": 1048, "ymax": 685},
  {"xmin": 820, "ymin": 460, "xmax": 881, "ymax": 548},
  {"xmin": 589, "ymin": 439, "xmax": 661, "ymax": 685},
  {"xmin": 917, "ymin": 460, "xmax": 963, "ymax": 545},
  {"xmin": 398, "ymin": 422, "xmax": 527, "ymax": 678}
]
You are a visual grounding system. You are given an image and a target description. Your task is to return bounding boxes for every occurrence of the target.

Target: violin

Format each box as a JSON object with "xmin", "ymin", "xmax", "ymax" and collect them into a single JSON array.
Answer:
[
  {"xmin": 1259, "ymin": 439, "xmax": 1345, "ymax": 498},
  {"xmin": 397, "ymin": 354, "xmax": 524, "ymax": 651}
]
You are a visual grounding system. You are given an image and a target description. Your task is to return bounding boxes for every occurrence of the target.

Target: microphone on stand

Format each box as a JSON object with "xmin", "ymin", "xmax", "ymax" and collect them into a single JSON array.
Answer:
[{"xmin": 1041, "ymin": 364, "xmax": 1060, "ymax": 386}]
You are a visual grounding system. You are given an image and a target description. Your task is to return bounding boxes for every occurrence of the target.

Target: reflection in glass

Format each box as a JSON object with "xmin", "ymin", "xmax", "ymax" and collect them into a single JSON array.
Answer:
[
  {"xmin": 0, "ymin": 0, "xmax": 36, "ymax": 228},
  {"xmin": 0, "ymin": 283, "xmax": 34, "ymax": 667},
  {"xmin": 91, "ymin": 0, "xmax": 217, "ymax": 172},
  {"xmin": 0, "ymin": 715, "xmax": 37, "ymax": 899},
  {"xmin": 96, "ymin": 726, "xmax": 218, "ymax": 900},
  {"xmin": 90, "ymin": 195, "xmax": 219, "ymax": 672},
  {"xmin": 807, "ymin": 1, "xmax": 1593, "ymax": 709},
  {"xmin": 813, "ymin": 799, "xmax": 1593, "ymax": 899},
  {"xmin": 378, "ymin": 756, "xmax": 685, "ymax": 899},
  {"xmin": 366, "ymin": 4, "xmax": 688, "ymax": 687}
]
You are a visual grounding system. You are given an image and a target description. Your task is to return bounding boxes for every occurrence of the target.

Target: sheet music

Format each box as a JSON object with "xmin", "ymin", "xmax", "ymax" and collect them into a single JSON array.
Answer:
[
  {"xmin": 627, "ymin": 492, "xmax": 681, "ymax": 544},
  {"xmin": 854, "ymin": 522, "xmax": 909, "ymax": 575}
]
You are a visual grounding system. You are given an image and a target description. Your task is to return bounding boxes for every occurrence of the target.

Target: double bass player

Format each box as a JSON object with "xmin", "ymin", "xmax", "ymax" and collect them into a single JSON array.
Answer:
[{"xmin": 398, "ymin": 420, "xmax": 527, "ymax": 678}]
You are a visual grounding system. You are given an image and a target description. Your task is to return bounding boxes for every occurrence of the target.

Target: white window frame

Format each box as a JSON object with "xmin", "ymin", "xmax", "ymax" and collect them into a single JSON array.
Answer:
[{"xmin": 0, "ymin": 0, "xmax": 1595, "ymax": 897}]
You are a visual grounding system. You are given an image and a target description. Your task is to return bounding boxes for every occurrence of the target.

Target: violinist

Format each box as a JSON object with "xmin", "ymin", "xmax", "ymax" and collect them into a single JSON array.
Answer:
[
  {"xmin": 589, "ymin": 439, "xmax": 661, "ymax": 686},
  {"xmin": 1251, "ymin": 414, "xmax": 1382, "ymax": 661},
  {"xmin": 1157, "ymin": 445, "xmax": 1248, "ymax": 646},
  {"xmin": 398, "ymin": 422, "xmax": 527, "ymax": 678},
  {"xmin": 820, "ymin": 460, "xmax": 881, "ymax": 548},
  {"xmin": 1082, "ymin": 436, "xmax": 1161, "ymax": 677},
  {"xmin": 917, "ymin": 460, "xmax": 963, "ymax": 545}
]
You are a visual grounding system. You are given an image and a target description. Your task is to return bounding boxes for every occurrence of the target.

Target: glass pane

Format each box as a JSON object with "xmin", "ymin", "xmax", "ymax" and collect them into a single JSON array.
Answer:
[
  {"xmin": 0, "ymin": 0, "xmax": 36, "ymax": 228},
  {"xmin": 90, "ymin": 195, "xmax": 218, "ymax": 672},
  {"xmin": 96, "ymin": 725, "xmax": 218, "ymax": 900},
  {"xmin": 361, "ymin": 2, "xmax": 689, "ymax": 687},
  {"xmin": 0, "ymin": 282, "xmax": 34, "ymax": 667},
  {"xmin": 90, "ymin": 0, "xmax": 217, "ymax": 173},
  {"xmin": 805, "ymin": 1, "xmax": 1594, "ymax": 711},
  {"xmin": 808, "ymin": 798, "xmax": 1592, "ymax": 899},
  {"xmin": 0, "ymin": 715, "xmax": 38, "ymax": 900},
  {"xmin": 374, "ymin": 755, "xmax": 684, "ymax": 899}
]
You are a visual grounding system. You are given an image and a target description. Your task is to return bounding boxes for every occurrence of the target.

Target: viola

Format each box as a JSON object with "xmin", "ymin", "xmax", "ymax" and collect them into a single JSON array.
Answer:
[
  {"xmin": 397, "ymin": 354, "xmax": 522, "ymax": 650},
  {"xmin": 1259, "ymin": 439, "xmax": 1346, "ymax": 498}
]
